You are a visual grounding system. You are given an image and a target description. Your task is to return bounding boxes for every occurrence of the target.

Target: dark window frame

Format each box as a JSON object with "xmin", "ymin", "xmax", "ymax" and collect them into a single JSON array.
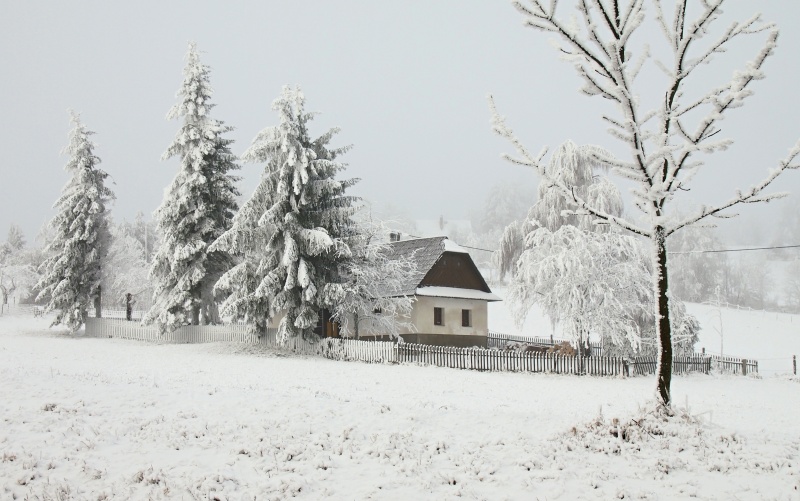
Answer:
[
  {"xmin": 462, "ymin": 309, "xmax": 472, "ymax": 327},
  {"xmin": 434, "ymin": 307, "xmax": 444, "ymax": 326}
]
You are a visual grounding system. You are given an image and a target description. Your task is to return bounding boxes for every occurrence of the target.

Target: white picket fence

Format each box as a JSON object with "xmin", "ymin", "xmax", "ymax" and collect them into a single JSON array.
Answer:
[
  {"xmin": 85, "ymin": 318, "xmax": 398, "ymax": 363},
  {"xmin": 85, "ymin": 318, "xmax": 264, "ymax": 343}
]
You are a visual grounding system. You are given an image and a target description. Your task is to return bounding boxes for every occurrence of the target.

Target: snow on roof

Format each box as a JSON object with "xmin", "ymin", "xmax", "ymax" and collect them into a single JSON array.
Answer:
[
  {"xmin": 442, "ymin": 238, "xmax": 468, "ymax": 254},
  {"xmin": 379, "ymin": 236, "xmax": 494, "ymax": 299},
  {"xmin": 381, "ymin": 236, "xmax": 448, "ymax": 296},
  {"xmin": 415, "ymin": 286, "xmax": 501, "ymax": 302}
]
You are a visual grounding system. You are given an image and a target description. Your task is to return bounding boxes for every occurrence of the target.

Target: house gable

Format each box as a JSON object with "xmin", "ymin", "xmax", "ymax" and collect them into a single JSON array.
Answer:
[{"xmin": 419, "ymin": 251, "xmax": 491, "ymax": 292}]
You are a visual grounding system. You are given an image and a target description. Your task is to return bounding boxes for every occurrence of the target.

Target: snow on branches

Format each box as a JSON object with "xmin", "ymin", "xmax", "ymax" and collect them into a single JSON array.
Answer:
[
  {"xmin": 36, "ymin": 111, "xmax": 114, "ymax": 332},
  {"xmin": 509, "ymin": 224, "xmax": 651, "ymax": 350},
  {"xmin": 145, "ymin": 42, "xmax": 240, "ymax": 333},
  {"xmin": 494, "ymin": 0, "xmax": 799, "ymax": 406},
  {"xmin": 328, "ymin": 218, "xmax": 416, "ymax": 339},
  {"xmin": 502, "ymin": 140, "xmax": 693, "ymax": 355},
  {"xmin": 212, "ymin": 86, "xmax": 359, "ymax": 342}
]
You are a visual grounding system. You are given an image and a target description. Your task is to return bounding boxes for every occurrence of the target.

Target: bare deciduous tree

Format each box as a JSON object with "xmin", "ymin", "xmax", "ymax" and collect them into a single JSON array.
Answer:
[{"xmin": 491, "ymin": 0, "xmax": 800, "ymax": 407}]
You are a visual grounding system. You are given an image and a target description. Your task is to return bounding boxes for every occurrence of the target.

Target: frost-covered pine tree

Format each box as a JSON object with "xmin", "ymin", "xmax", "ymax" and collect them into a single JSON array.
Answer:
[
  {"xmin": 145, "ymin": 42, "xmax": 240, "ymax": 333},
  {"xmin": 492, "ymin": 0, "xmax": 800, "ymax": 407},
  {"xmin": 36, "ymin": 111, "xmax": 114, "ymax": 331},
  {"xmin": 212, "ymin": 86, "xmax": 358, "ymax": 341}
]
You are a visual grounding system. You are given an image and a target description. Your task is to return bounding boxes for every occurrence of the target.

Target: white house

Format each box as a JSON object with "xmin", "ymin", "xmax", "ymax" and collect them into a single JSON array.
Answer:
[{"xmin": 363, "ymin": 235, "xmax": 500, "ymax": 347}]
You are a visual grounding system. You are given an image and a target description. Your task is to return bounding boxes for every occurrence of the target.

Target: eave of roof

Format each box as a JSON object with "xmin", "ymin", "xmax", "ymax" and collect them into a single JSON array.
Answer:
[{"xmin": 415, "ymin": 286, "xmax": 502, "ymax": 302}]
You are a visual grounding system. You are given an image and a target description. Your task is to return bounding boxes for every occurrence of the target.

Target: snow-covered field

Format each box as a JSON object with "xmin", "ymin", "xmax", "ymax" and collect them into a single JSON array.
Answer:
[{"xmin": 1, "ymin": 313, "xmax": 799, "ymax": 500}]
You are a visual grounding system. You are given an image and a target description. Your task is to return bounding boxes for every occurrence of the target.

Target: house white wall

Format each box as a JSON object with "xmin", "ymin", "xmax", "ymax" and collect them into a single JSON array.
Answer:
[
  {"xmin": 404, "ymin": 295, "xmax": 488, "ymax": 337},
  {"xmin": 356, "ymin": 295, "xmax": 489, "ymax": 339}
]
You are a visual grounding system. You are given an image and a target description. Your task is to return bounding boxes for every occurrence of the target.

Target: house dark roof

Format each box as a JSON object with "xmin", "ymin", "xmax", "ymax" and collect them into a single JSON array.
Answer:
[
  {"xmin": 382, "ymin": 235, "xmax": 494, "ymax": 299},
  {"xmin": 383, "ymin": 236, "xmax": 450, "ymax": 296}
]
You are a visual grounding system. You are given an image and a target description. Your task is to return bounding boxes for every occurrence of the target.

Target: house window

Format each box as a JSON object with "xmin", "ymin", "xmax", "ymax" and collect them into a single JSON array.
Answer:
[
  {"xmin": 434, "ymin": 307, "xmax": 444, "ymax": 326},
  {"xmin": 462, "ymin": 309, "xmax": 472, "ymax": 327}
]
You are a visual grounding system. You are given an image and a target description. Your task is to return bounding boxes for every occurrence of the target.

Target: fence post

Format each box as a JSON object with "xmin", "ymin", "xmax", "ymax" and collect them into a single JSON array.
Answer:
[
  {"xmin": 741, "ymin": 358, "xmax": 747, "ymax": 376},
  {"xmin": 623, "ymin": 359, "xmax": 629, "ymax": 378},
  {"xmin": 794, "ymin": 355, "xmax": 797, "ymax": 376}
]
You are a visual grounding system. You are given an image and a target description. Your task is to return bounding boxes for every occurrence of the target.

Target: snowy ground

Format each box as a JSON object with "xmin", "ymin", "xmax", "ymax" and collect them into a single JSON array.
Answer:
[
  {"xmin": 688, "ymin": 303, "xmax": 800, "ymax": 375},
  {"xmin": 1, "ymin": 313, "xmax": 799, "ymax": 500}
]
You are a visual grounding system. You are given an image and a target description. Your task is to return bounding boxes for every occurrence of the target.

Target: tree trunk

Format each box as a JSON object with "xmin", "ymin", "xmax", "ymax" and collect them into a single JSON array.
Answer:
[
  {"xmin": 94, "ymin": 286, "xmax": 102, "ymax": 319},
  {"xmin": 191, "ymin": 305, "xmax": 200, "ymax": 326},
  {"xmin": 126, "ymin": 294, "xmax": 133, "ymax": 321},
  {"xmin": 205, "ymin": 302, "xmax": 221, "ymax": 325},
  {"xmin": 654, "ymin": 228, "xmax": 672, "ymax": 407}
]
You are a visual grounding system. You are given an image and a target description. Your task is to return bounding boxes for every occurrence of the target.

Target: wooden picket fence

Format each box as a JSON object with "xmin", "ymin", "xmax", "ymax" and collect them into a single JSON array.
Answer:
[
  {"xmin": 629, "ymin": 354, "xmax": 758, "ymax": 376},
  {"xmin": 397, "ymin": 343, "xmax": 624, "ymax": 375},
  {"xmin": 487, "ymin": 331, "xmax": 603, "ymax": 355},
  {"xmin": 708, "ymin": 354, "xmax": 759, "ymax": 375},
  {"xmin": 81, "ymin": 318, "xmax": 758, "ymax": 377}
]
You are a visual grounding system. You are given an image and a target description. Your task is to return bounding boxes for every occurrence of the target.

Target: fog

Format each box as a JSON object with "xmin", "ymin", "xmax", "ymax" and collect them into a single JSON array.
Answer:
[{"xmin": 1, "ymin": 1, "xmax": 798, "ymax": 247}]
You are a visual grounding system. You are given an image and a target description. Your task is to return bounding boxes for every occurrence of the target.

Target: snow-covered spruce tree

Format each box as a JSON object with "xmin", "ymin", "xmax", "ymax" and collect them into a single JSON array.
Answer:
[
  {"xmin": 212, "ymin": 86, "xmax": 358, "ymax": 341},
  {"xmin": 35, "ymin": 111, "xmax": 114, "ymax": 331},
  {"xmin": 145, "ymin": 42, "xmax": 240, "ymax": 333},
  {"xmin": 491, "ymin": 0, "xmax": 800, "ymax": 407}
]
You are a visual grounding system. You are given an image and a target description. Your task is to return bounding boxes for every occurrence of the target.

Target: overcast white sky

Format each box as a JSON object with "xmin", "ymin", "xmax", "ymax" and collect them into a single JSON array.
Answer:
[{"xmin": 1, "ymin": 1, "xmax": 798, "ymax": 244}]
